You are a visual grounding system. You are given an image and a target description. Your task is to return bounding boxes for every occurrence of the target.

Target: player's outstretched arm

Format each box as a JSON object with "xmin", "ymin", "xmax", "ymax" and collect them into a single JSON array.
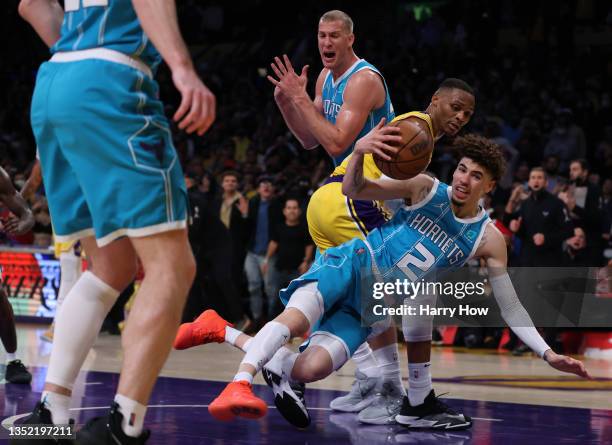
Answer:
[
  {"xmin": 480, "ymin": 225, "xmax": 591, "ymax": 379},
  {"xmin": 0, "ymin": 167, "xmax": 34, "ymax": 236},
  {"xmin": 18, "ymin": 0, "xmax": 63, "ymax": 48},
  {"xmin": 269, "ymin": 56, "xmax": 383, "ymax": 158},
  {"xmin": 342, "ymin": 118, "xmax": 433, "ymax": 201},
  {"xmin": 132, "ymin": 0, "xmax": 215, "ymax": 136}
]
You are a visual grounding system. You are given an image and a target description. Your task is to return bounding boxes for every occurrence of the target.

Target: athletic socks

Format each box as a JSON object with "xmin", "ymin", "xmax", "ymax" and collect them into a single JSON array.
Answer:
[
  {"xmin": 233, "ymin": 371, "xmax": 254, "ymax": 385},
  {"xmin": 408, "ymin": 362, "xmax": 432, "ymax": 406},
  {"xmin": 352, "ymin": 343, "xmax": 379, "ymax": 378},
  {"xmin": 6, "ymin": 352, "xmax": 16, "ymax": 363},
  {"xmin": 41, "ymin": 391, "xmax": 70, "ymax": 425},
  {"xmin": 114, "ymin": 394, "xmax": 146, "ymax": 438},
  {"xmin": 372, "ymin": 343, "xmax": 406, "ymax": 395}
]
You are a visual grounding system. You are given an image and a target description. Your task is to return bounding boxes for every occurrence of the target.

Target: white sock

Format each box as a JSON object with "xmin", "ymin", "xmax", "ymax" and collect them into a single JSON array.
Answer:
[
  {"xmin": 114, "ymin": 394, "xmax": 146, "ymax": 438},
  {"xmin": 372, "ymin": 344, "xmax": 405, "ymax": 395},
  {"xmin": 233, "ymin": 371, "xmax": 253, "ymax": 384},
  {"xmin": 6, "ymin": 352, "xmax": 16, "ymax": 363},
  {"xmin": 408, "ymin": 362, "xmax": 432, "ymax": 406},
  {"xmin": 242, "ymin": 338, "xmax": 252, "ymax": 352},
  {"xmin": 352, "ymin": 342, "xmax": 378, "ymax": 377},
  {"xmin": 46, "ymin": 271, "xmax": 119, "ymax": 390},
  {"xmin": 224, "ymin": 326, "xmax": 253, "ymax": 353},
  {"xmin": 241, "ymin": 321, "xmax": 290, "ymax": 373},
  {"xmin": 41, "ymin": 391, "xmax": 70, "ymax": 425}
]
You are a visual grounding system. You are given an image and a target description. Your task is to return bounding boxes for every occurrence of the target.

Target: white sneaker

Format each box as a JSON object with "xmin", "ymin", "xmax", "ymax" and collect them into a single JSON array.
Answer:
[
  {"xmin": 330, "ymin": 370, "xmax": 380, "ymax": 412},
  {"xmin": 357, "ymin": 380, "xmax": 404, "ymax": 425}
]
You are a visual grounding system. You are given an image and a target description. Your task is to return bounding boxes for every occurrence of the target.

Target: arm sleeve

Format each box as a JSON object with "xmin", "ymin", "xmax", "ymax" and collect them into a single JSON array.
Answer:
[{"xmin": 489, "ymin": 273, "xmax": 551, "ymax": 358}]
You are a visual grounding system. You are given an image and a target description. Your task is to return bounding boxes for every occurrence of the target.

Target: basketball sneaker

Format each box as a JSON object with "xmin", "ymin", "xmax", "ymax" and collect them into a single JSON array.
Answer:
[
  {"xmin": 208, "ymin": 381, "xmax": 268, "ymax": 421},
  {"xmin": 357, "ymin": 380, "xmax": 404, "ymax": 425},
  {"xmin": 9, "ymin": 401, "xmax": 74, "ymax": 445},
  {"xmin": 5, "ymin": 359, "xmax": 32, "ymax": 384},
  {"xmin": 395, "ymin": 390, "xmax": 472, "ymax": 430},
  {"xmin": 173, "ymin": 309, "xmax": 232, "ymax": 350},
  {"xmin": 262, "ymin": 364, "xmax": 310, "ymax": 428},
  {"xmin": 329, "ymin": 370, "xmax": 380, "ymax": 412},
  {"xmin": 76, "ymin": 402, "xmax": 149, "ymax": 444}
]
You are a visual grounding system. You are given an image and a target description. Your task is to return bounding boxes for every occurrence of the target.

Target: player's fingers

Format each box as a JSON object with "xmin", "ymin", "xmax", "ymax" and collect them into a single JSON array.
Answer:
[
  {"xmin": 180, "ymin": 92, "xmax": 201, "ymax": 132},
  {"xmin": 382, "ymin": 135, "xmax": 403, "ymax": 144},
  {"xmin": 197, "ymin": 93, "xmax": 216, "ymax": 136},
  {"xmin": 374, "ymin": 144, "xmax": 394, "ymax": 160},
  {"xmin": 381, "ymin": 126, "xmax": 402, "ymax": 134},
  {"xmin": 174, "ymin": 89, "xmax": 193, "ymax": 123},
  {"xmin": 267, "ymin": 75, "xmax": 280, "ymax": 86},
  {"xmin": 379, "ymin": 143, "xmax": 399, "ymax": 155},
  {"xmin": 376, "ymin": 118, "xmax": 386, "ymax": 129},
  {"xmin": 270, "ymin": 62, "xmax": 284, "ymax": 80},
  {"xmin": 282, "ymin": 54, "xmax": 294, "ymax": 73},
  {"xmin": 301, "ymin": 65, "xmax": 309, "ymax": 78},
  {"xmin": 274, "ymin": 56, "xmax": 287, "ymax": 75}
]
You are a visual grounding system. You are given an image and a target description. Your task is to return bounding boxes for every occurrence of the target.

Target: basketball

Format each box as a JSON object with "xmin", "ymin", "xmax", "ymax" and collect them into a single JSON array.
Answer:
[{"xmin": 374, "ymin": 117, "xmax": 434, "ymax": 180}]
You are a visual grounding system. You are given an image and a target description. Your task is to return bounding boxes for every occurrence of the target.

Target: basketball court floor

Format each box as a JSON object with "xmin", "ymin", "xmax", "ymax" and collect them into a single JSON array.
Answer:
[{"xmin": 1, "ymin": 325, "xmax": 611, "ymax": 444}]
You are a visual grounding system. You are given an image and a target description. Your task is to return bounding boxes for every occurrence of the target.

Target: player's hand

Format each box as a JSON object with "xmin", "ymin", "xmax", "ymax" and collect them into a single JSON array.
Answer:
[
  {"xmin": 172, "ymin": 66, "xmax": 216, "ymax": 136},
  {"xmin": 267, "ymin": 55, "xmax": 309, "ymax": 100},
  {"xmin": 3, "ymin": 214, "xmax": 34, "ymax": 236},
  {"xmin": 533, "ymin": 233, "xmax": 545, "ymax": 246},
  {"xmin": 261, "ymin": 261, "xmax": 269, "ymax": 276},
  {"xmin": 354, "ymin": 118, "xmax": 402, "ymax": 160},
  {"xmin": 544, "ymin": 350, "xmax": 591, "ymax": 379}
]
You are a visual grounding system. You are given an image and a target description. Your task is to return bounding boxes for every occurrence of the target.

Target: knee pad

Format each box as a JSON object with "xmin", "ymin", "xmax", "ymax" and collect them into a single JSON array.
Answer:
[
  {"xmin": 285, "ymin": 282, "xmax": 324, "ymax": 328},
  {"xmin": 402, "ymin": 295, "xmax": 435, "ymax": 342},
  {"xmin": 308, "ymin": 333, "xmax": 349, "ymax": 371}
]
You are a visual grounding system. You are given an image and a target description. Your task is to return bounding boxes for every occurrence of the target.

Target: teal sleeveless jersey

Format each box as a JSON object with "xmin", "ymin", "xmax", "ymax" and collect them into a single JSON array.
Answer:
[
  {"xmin": 321, "ymin": 59, "xmax": 395, "ymax": 166},
  {"xmin": 52, "ymin": 0, "xmax": 161, "ymax": 70},
  {"xmin": 365, "ymin": 179, "xmax": 490, "ymax": 280}
]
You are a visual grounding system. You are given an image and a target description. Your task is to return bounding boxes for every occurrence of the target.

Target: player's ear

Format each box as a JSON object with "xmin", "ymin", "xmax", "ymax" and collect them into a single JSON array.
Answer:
[
  {"xmin": 484, "ymin": 179, "xmax": 496, "ymax": 194},
  {"xmin": 347, "ymin": 33, "xmax": 355, "ymax": 46}
]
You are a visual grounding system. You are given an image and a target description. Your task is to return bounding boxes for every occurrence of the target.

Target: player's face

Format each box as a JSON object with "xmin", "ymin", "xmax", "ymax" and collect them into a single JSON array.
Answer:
[
  {"xmin": 528, "ymin": 171, "xmax": 547, "ymax": 191},
  {"xmin": 451, "ymin": 158, "xmax": 494, "ymax": 208},
  {"xmin": 432, "ymin": 89, "xmax": 475, "ymax": 136},
  {"xmin": 222, "ymin": 176, "xmax": 239, "ymax": 193},
  {"xmin": 283, "ymin": 200, "xmax": 301, "ymax": 222},
  {"xmin": 317, "ymin": 20, "xmax": 354, "ymax": 70}
]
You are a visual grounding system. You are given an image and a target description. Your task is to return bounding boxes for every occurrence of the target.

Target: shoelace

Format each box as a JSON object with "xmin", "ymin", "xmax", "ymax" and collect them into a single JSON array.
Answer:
[
  {"xmin": 432, "ymin": 392, "xmax": 458, "ymax": 415},
  {"xmin": 9, "ymin": 359, "xmax": 27, "ymax": 370}
]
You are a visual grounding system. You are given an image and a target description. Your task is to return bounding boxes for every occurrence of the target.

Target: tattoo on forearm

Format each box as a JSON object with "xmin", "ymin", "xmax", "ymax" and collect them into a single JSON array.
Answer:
[
  {"xmin": 352, "ymin": 166, "xmax": 366, "ymax": 192},
  {"xmin": 416, "ymin": 186, "xmax": 431, "ymax": 201}
]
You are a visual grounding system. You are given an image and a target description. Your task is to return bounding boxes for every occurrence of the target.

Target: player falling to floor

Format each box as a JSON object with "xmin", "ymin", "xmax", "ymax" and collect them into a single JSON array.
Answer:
[
  {"xmin": 18, "ymin": 0, "xmax": 215, "ymax": 444},
  {"xmin": 0, "ymin": 166, "xmax": 35, "ymax": 385},
  {"xmin": 266, "ymin": 8, "xmax": 474, "ymax": 424},
  {"xmin": 20, "ymin": 159, "xmax": 83, "ymax": 343},
  {"xmin": 177, "ymin": 132, "xmax": 590, "ymax": 430}
]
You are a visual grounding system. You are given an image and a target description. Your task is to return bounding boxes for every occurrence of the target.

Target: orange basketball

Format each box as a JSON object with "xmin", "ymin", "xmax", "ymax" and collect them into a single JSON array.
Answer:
[{"xmin": 374, "ymin": 117, "xmax": 434, "ymax": 180}]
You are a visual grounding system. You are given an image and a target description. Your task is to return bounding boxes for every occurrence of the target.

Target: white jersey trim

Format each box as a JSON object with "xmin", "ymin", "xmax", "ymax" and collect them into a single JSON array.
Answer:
[
  {"xmin": 50, "ymin": 48, "xmax": 152, "ymax": 78},
  {"xmin": 330, "ymin": 58, "xmax": 363, "ymax": 88}
]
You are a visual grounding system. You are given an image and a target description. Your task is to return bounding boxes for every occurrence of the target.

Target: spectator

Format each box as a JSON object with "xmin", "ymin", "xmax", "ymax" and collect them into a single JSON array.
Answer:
[
  {"xmin": 262, "ymin": 198, "xmax": 314, "ymax": 318},
  {"xmin": 243, "ymin": 175, "xmax": 283, "ymax": 332},
  {"xmin": 542, "ymin": 154, "xmax": 566, "ymax": 195}
]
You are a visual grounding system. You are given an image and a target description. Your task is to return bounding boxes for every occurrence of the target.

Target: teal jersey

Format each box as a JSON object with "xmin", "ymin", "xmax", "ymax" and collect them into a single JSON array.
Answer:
[
  {"xmin": 52, "ymin": 0, "xmax": 161, "ymax": 70},
  {"xmin": 321, "ymin": 59, "xmax": 395, "ymax": 166},
  {"xmin": 366, "ymin": 179, "xmax": 490, "ymax": 280}
]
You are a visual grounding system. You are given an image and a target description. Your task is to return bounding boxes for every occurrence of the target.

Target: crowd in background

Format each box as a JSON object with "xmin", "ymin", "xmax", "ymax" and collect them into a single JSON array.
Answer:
[{"xmin": 1, "ymin": 1, "xmax": 611, "ymax": 343}]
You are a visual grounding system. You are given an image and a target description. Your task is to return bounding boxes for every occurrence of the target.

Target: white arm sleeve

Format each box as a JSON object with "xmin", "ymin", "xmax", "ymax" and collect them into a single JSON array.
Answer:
[{"xmin": 489, "ymin": 273, "xmax": 551, "ymax": 358}]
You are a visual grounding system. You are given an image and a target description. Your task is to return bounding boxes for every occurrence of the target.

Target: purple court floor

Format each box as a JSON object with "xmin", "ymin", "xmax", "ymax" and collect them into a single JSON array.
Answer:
[{"xmin": 2, "ymin": 367, "xmax": 611, "ymax": 444}]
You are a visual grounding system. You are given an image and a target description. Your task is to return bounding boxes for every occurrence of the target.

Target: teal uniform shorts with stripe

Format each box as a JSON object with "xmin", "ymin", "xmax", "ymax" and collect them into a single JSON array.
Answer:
[
  {"xmin": 279, "ymin": 238, "xmax": 377, "ymax": 356},
  {"xmin": 30, "ymin": 58, "xmax": 187, "ymax": 246}
]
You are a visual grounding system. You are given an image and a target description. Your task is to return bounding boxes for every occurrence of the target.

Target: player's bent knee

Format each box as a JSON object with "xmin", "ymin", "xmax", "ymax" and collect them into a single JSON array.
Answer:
[
  {"xmin": 285, "ymin": 282, "xmax": 324, "ymax": 330},
  {"xmin": 307, "ymin": 334, "xmax": 349, "ymax": 373}
]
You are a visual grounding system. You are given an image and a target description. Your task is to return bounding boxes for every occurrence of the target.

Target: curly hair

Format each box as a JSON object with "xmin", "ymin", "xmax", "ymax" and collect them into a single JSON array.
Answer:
[{"xmin": 453, "ymin": 134, "xmax": 506, "ymax": 182}]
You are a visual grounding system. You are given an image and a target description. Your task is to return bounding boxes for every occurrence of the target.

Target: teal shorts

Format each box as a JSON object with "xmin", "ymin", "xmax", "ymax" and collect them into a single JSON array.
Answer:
[{"xmin": 30, "ymin": 58, "xmax": 187, "ymax": 246}]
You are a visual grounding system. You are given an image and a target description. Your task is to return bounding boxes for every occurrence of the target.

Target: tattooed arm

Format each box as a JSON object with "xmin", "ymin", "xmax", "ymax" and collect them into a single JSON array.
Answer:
[{"xmin": 342, "ymin": 119, "xmax": 433, "ymax": 201}]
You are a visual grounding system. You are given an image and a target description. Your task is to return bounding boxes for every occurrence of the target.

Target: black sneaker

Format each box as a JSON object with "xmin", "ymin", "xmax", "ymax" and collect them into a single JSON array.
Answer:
[
  {"xmin": 395, "ymin": 390, "xmax": 472, "ymax": 430},
  {"xmin": 5, "ymin": 359, "xmax": 32, "ymax": 384},
  {"xmin": 76, "ymin": 402, "xmax": 150, "ymax": 444},
  {"xmin": 9, "ymin": 401, "xmax": 74, "ymax": 444},
  {"xmin": 262, "ymin": 366, "xmax": 310, "ymax": 428}
]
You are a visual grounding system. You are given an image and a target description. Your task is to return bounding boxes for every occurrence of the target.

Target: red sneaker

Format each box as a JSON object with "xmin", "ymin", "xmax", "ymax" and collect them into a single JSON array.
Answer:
[
  {"xmin": 208, "ymin": 381, "xmax": 268, "ymax": 421},
  {"xmin": 174, "ymin": 309, "xmax": 233, "ymax": 350}
]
